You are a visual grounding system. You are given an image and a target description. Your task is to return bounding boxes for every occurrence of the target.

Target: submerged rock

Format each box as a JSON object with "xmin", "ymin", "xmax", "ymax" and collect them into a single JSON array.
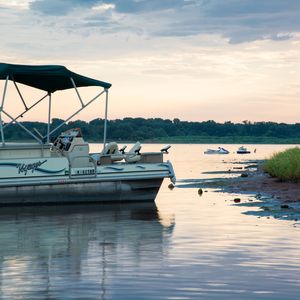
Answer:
[
  {"xmin": 245, "ymin": 164, "xmax": 258, "ymax": 169},
  {"xmin": 281, "ymin": 204, "xmax": 290, "ymax": 209},
  {"xmin": 168, "ymin": 183, "xmax": 175, "ymax": 190},
  {"xmin": 241, "ymin": 173, "xmax": 248, "ymax": 177}
]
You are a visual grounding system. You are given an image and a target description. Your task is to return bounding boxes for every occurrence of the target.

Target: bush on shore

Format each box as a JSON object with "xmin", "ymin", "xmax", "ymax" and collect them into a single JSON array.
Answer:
[{"xmin": 263, "ymin": 147, "xmax": 300, "ymax": 182}]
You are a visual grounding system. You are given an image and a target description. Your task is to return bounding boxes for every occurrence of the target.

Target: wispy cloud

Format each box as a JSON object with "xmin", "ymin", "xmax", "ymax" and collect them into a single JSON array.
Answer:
[
  {"xmin": 30, "ymin": 0, "xmax": 100, "ymax": 16},
  {"xmin": 2, "ymin": 1, "xmax": 300, "ymax": 65},
  {"xmin": 0, "ymin": 0, "xmax": 30, "ymax": 10}
]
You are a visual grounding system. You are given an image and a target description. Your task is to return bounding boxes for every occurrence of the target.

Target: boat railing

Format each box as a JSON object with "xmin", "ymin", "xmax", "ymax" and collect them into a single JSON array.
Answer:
[{"xmin": 96, "ymin": 152, "xmax": 164, "ymax": 165}]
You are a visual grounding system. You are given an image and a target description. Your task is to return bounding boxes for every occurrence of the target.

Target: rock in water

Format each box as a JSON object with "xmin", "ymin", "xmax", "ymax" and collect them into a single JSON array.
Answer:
[
  {"xmin": 168, "ymin": 183, "xmax": 175, "ymax": 190},
  {"xmin": 198, "ymin": 188, "xmax": 203, "ymax": 196},
  {"xmin": 280, "ymin": 204, "xmax": 289, "ymax": 209}
]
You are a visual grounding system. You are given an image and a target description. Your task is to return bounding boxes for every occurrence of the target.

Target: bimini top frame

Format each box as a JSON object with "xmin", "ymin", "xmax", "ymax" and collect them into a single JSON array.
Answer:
[{"xmin": 0, "ymin": 63, "xmax": 111, "ymax": 148}]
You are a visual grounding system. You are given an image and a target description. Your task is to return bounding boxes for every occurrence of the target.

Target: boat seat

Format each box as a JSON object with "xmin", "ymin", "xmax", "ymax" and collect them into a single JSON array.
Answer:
[
  {"xmin": 102, "ymin": 142, "xmax": 123, "ymax": 162},
  {"xmin": 124, "ymin": 142, "xmax": 141, "ymax": 163}
]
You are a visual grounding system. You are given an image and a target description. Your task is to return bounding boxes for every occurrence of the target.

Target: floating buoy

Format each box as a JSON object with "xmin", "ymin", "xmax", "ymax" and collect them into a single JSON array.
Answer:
[{"xmin": 168, "ymin": 183, "xmax": 175, "ymax": 190}]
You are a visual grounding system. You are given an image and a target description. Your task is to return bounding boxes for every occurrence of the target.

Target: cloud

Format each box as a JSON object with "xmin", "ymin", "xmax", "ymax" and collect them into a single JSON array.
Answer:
[
  {"xmin": 30, "ymin": 0, "xmax": 100, "ymax": 16},
  {"xmin": 105, "ymin": 0, "xmax": 187, "ymax": 13},
  {"xmin": 24, "ymin": 0, "xmax": 300, "ymax": 43},
  {"xmin": 1, "ymin": 1, "xmax": 300, "ymax": 123},
  {"xmin": 0, "ymin": 0, "xmax": 31, "ymax": 10},
  {"xmin": 197, "ymin": 0, "xmax": 300, "ymax": 43},
  {"xmin": 139, "ymin": 0, "xmax": 300, "ymax": 43},
  {"xmin": 92, "ymin": 3, "xmax": 115, "ymax": 12},
  {"xmin": 203, "ymin": 0, "xmax": 300, "ymax": 17}
]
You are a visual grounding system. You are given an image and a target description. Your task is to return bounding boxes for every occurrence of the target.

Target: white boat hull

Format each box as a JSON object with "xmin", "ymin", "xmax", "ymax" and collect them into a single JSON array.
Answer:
[
  {"xmin": 0, "ymin": 178, "xmax": 164, "ymax": 205},
  {"xmin": 0, "ymin": 160, "xmax": 175, "ymax": 205},
  {"xmin": 204, "ymin": 147, "xmax": 229, "ymax": 155}
]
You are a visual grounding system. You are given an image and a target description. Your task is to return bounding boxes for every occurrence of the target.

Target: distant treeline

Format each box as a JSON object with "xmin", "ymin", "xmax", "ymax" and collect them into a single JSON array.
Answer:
[{"xmin": 3, "ymin": 118, "xmax": 300, "ymax": 143}]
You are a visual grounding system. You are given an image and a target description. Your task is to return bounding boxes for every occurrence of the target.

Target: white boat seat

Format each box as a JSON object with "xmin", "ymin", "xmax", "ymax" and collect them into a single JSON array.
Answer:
[
  {"xmin": 102, "ymin": 142, "xmax": 123, "ymax": 162},
  {"xmin": 124, "ymin": 142, "xmax": 141, "ymax": 163},
  {"xmin": 103, "ymin": 142, "xmax": 118, "ymax": 155}
]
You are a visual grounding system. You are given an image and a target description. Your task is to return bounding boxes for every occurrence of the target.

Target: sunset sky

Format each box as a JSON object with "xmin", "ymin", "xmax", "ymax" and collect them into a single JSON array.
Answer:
[{"xmin": 1, "ymin": 0, "xmax": 300, "ymax": 123}]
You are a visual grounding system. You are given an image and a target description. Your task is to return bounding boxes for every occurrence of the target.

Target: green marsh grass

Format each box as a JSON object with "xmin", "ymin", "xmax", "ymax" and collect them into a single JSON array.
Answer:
[{"xmin": 264, "ymin": 147, "xmax": 300, "ymax": 182}]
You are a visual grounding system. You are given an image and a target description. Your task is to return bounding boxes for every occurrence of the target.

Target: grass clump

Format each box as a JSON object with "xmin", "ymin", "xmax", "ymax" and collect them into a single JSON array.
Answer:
[{"xmin": 264, "ymin": 147, "xmax": 300, "ymax": 182}]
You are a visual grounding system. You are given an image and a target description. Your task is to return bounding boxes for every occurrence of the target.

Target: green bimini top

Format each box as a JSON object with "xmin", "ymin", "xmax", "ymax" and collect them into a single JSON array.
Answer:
[{"xmin": 0, "ymin": 63, "xmax": 111, "ymax": 93}]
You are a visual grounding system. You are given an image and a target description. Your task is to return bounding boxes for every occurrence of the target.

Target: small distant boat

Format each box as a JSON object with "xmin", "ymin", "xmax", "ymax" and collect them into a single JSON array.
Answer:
[
  {"xmin": 237, "ymin": 146, "xmax": 251, "ymax": 154},
  {"xmin": 204, "ymin": 147, "xmax": 229, "ymax": 155}
]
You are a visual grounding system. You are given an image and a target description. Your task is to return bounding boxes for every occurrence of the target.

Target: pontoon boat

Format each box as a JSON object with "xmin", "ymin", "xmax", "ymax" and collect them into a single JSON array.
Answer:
[{"xmin": 0, "ymin": 63, "xmax": 175, "ymax": 205}]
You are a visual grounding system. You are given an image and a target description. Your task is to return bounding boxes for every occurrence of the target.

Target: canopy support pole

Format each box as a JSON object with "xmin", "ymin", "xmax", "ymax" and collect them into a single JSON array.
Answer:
[
  {"xmin": 1, "ymin": 75, "xmax": 9, "ymax": 110},
  {"xmin": 0, "ymin": 113, "xmax": 4, "ymax": 146},
  {"xmin": 3, "ymin": 93, "xmax": 48, "ymax": 130},
  {"xmin": 47, "ymin": 93, "xmax": 52, "ymax": 144},
  {"xmin": 70, "ymin": 77, "xmax": 84, "ymax": 107},
  {"xmin": 0, "ymin": 75, "xmax": 9, "ymax": 145},
  {"xmin": 43, "ymin": 89, "xmax": 106, "ymax": 139},
  {"xmin": 2, "ymin": 109, "xmax": 42, "ymax": 144},
  {"xmin": 102, "ymin": 89, "xmax": 109, "ymax": 152},
  {"xmin": 12, "ymin": 76, "xmax": 28, "ymax": 110}
]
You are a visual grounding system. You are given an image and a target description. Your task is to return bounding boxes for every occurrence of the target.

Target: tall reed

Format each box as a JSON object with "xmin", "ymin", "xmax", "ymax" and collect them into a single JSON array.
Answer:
[{"xmin": 264, "ymin": 147, "xmax": 300, "ymax": 182}]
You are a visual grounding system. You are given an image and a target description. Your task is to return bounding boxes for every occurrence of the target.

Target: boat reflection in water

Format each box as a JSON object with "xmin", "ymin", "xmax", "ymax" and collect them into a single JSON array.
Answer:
[{"xmin": 0, "ymin": 203, "xmax": 175, "ymax": 300}]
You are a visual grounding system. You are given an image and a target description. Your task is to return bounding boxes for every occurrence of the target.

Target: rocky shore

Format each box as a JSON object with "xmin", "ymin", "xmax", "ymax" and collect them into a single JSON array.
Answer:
[
  {"xmin": 173, "ymin": 159, "xmax": 300, "ymax": 222},
  {"xmin": 220, "ymin": 160, "xmax": 300, "ymax": 202}
]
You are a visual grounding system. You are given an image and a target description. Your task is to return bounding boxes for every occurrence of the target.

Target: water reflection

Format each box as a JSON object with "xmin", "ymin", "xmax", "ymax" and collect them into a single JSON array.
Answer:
[
  {"xmin": 1, "ymin": 144, "xmax": 300, "ymax": 299},
  {"xmin": 0, "ymin": 203, "xmax": 175, "ymax": 300}
]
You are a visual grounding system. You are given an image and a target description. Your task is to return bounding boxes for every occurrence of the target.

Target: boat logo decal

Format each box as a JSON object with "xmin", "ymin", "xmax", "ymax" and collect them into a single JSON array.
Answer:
[
  {"xmin": 16, "ymin": 160, "xmax": 48, "ymax": 175},
  {"xmin": 0, "ymin": 161, "xmax": 66, "ymax": 175}
]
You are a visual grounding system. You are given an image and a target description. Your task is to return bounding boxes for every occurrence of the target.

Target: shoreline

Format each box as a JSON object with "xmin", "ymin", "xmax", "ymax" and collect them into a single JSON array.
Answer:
[{"xmin": 216, "ymin": 160, "xmax": 300, "ymax": 202}]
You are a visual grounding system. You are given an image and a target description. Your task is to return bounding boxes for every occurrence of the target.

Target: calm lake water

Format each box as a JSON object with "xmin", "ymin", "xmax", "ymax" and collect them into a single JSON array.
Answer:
[{"xmin": 0, "ymin": 144, "xmax": 300, "ymax": 300}]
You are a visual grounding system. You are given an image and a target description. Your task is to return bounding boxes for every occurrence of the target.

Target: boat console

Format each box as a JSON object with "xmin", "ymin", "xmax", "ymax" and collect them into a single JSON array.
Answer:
[
  {"xmin": 52, "ymin": 128, "xmax": 84, "ymax": 152},
  {"xmin": 51, "ymin": 128, "xmax": 94, "ymax": 168}
]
